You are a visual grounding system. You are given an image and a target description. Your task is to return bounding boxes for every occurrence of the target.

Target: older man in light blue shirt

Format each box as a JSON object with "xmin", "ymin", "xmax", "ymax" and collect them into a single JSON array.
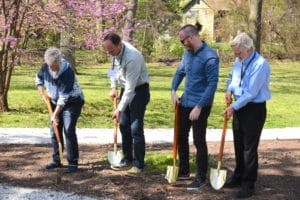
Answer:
[
  {"xmin": 224, "ymin": 32, "xmax": 271, "ymax": 199},
  {"xmin": 227, "ymin": 50, "xmax": 271, "ymax": 110}
]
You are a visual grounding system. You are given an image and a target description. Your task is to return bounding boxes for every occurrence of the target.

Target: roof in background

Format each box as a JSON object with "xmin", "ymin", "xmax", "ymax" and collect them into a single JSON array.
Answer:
[{"xmin": 182, "ymin": 0, "xmax": 230, "ymax": 13}]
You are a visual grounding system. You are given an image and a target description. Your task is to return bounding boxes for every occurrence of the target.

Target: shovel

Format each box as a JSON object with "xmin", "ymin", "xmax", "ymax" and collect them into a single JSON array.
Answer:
[
  {"xmin": 165, "ymin": 101, "xmax": 179, "ymax": 184},
  {"xmin": 108, "ymin": 96, "xmax": 123, "ymax": 167},
  {"xmin": 210, "ymin": 103, "xmax": 230, "ymax": 190},
  {"xmin": 44, "ymin": 95, "xmax": 63, "ymax": 164}
]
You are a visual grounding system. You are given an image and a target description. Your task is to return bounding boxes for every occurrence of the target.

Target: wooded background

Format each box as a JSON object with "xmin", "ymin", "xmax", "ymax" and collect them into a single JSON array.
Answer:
[{"xmin": 0, "ymin": 0, "xmax": 299, "ymax": 112}]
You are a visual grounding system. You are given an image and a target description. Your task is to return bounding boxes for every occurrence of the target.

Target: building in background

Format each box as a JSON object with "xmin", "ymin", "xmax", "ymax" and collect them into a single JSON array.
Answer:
[{"xmin": 181, "ymin": 0, "xmax": 229, "ymax": 42}]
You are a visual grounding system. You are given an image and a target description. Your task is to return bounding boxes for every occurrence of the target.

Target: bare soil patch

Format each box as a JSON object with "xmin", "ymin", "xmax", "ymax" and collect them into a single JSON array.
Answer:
[{"xmin": 0, "ymin": 140, "xmax": 299, "ymax": 200}]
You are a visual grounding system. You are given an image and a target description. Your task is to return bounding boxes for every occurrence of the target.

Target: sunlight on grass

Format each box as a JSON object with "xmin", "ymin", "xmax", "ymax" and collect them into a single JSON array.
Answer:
[
  {"xmin": 1, "ymin": 61, "xmax": 299, "ymax": 128},
  {"xmin": 145, "ymin": 152, "xmax": 217, "ymax": 173}
]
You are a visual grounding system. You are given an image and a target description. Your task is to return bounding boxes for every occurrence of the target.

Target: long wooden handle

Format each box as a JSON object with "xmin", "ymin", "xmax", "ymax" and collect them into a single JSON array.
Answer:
[
  {"xmin": 44, "ymin": 95, "xmax": 62, "ymax": 144},
  {"xmin": 44, "ymin": 95, "xmax": 63, "ymax": 163},
  {"xmin": 113, "ymin": 96, "xmax": 118, "ymax": 145},
  {"xmin": 173, "ymin": 102, "xmax": 179, "ymax": 160},
  {"xmin": 217, "ymin": 103, "xmax": 230, "ymax": 162}
]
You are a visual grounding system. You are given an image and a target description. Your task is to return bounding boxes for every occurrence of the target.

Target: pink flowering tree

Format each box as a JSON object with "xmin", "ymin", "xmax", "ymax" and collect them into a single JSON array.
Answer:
[{"xmin": 0, "ymin": 0, "xmax": 129, "ymax": 112}]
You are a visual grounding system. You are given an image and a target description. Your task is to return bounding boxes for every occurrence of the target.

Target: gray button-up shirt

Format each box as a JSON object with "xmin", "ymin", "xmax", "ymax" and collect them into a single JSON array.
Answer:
[{"xmin": 110, "ymin": 41, "xmax": 150, "ymax": 112}]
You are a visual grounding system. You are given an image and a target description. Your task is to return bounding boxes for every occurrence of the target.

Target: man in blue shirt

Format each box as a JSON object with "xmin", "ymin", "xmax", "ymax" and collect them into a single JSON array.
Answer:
[
  {"xmin": 224, "ymin": 32, "xmax": 271, "ymax": 198},
  {"xmin": 171, "ymin": 22, "xmax": 219, "ymax": 190}
]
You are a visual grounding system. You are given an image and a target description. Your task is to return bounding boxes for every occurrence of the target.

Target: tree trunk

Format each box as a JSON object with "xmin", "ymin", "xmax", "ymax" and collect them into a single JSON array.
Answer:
[
  {"xmin": 123, "ymin": 0, "xmax": 138, "ymax": 43},
  {"xmin": 60, "ymin": 38, "xmax": 77, "ymax": 75},
  {"xmin": 0, "ymin": 93, "xmax": 9, "ymax": 112},
  {"xmin": 0, "ymin": 0, "xmax": 22, "ymax": 112},
  {"xmin": 249, "ymin": 0, "xmax": 263, "ymax": 53},
  {"xmin": 60, "ymin": 5, "xmax": 77, "ymax": 74}
]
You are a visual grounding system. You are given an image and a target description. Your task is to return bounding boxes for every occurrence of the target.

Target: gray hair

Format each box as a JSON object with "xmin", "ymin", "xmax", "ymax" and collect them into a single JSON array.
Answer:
[
  {"xmin": 44, "ymin": 47, "xmax": 62, "ymax": 66},
  {"xmin": 231, "ymin": 32, "xmax": 254, "ymax": 52}
]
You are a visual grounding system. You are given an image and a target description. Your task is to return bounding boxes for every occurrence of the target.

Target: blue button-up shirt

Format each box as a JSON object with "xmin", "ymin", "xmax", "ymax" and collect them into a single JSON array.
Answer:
[
  {"xmin": 172, "ymin": 42, "xmax": 219, "ymax": 108},
  {"xmin": 227, "ymin": 51, "xmax": 271, "ymax": 110}
]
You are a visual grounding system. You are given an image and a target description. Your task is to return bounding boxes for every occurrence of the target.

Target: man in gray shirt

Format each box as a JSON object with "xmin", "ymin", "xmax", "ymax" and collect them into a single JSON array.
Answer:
[{"xmin": 102, "ymin": 33, "xmax": 150, "ymax": 174}]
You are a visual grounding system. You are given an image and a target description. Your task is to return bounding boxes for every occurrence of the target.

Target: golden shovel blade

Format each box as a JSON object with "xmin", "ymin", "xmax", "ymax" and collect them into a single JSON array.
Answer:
[
  {"xmin": 210, "ymin": 168, "xmax": 227, "ymax": 190},
  {"xmin": 108, "ymin": 150, "xmax": 123, "ymax": 167},
  {"xmin": 165, "ymin": 165, "xmax": 179, "ymax": 184}
]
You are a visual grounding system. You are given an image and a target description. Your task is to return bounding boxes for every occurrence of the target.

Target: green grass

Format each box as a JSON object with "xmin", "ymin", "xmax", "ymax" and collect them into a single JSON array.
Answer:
[
  {"xmin": 1, "ymin": 61, "xmax": 300, "ymax": 128},
  {"xmin": 102, "ymin": 152, "xmax": 217, "ymax": 173}
]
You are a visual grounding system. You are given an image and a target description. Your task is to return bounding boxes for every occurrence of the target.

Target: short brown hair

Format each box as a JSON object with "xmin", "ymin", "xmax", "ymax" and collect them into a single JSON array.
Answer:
[{"xmin": 103, "ymin": 33, "xmax": 121, "ymax": 45}]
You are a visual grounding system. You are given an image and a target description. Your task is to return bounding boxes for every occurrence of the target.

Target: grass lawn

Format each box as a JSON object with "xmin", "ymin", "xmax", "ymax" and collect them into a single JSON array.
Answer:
[{"xmin": 1, "ymin": 60, "xmax": 299, "ymax": 128}]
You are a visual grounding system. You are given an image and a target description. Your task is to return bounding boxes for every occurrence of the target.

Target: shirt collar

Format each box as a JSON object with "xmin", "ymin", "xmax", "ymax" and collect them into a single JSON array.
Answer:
[
  {"xmin": 242, "ymin": 50, "xmax": 255, "ymax": 65},
  {"xmin": 190, "ymin": 41, "xmax": 206, "ymax": 55},
  {"xmin": 116, "ymin": 42, "xmax": 125, "ymax": 60}
]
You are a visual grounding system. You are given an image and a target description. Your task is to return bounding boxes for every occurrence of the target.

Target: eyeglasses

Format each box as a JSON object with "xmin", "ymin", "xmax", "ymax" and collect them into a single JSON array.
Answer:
[{"xmin": 180, "ymin": 35, "xmax": 190, "ymax": 44}]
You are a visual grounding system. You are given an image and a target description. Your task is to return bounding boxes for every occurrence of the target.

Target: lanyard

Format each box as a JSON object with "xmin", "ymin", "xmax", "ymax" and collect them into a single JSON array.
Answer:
[
  {"xmin": 112, "ymin": 45, "xmax": 125, "ymax": 70},
  {"xmin": 239, "ymin": 52, "xmax": 256, "ymax": 86}
]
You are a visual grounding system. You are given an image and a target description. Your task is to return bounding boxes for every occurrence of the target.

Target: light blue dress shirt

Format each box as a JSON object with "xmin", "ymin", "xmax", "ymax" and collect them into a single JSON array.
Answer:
[{"xmin": 227, "ymin": 51, "xmax": 271, "ymax": 110}]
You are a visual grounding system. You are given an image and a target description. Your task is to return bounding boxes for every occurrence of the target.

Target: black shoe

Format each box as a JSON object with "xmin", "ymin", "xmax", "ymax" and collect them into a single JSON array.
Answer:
[
  {"xmin": 187, "ymin": 178, "xmax": 206, "ymax": 191},
  {"xmin": 224, "ymin": 176, "xmax": 241, "ymax": 188},
  {"xmin": 66, "ymin": 165, "xmax": 78, "ymax": 173},
  {"xmin": 234, "ymin": 185, "xmax": 254, "ymax": 199},
  {"xmin": 45, "ymin": 162, "xmax": 62, "ymax": 170},
  {"xmin": 178, "ymin": 173, "xmax": 190, "ymax": 180}
]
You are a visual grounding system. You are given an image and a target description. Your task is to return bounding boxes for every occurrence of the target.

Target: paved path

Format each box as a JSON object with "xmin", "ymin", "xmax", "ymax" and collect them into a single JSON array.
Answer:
[{"xmin": 0, "ymin": 127, "xmax": 299, "ymax": 144}]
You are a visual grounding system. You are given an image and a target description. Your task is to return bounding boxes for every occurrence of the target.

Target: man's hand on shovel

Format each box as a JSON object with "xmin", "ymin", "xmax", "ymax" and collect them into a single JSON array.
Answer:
[
  {"xmin": 112, "ymin": 109, "xmax": 120, "ymax": 123},
  {"xmin": 171, "ymin": 90, "xmax": 179, "ymax": 105},
  {"xmin": 224, "ymin": 91, "xmax": 233, "ymax": 120},
  {"xmin": 110, "ymin": 89, "xmax": 120, "ymax": 122},
  {"xmin": 51, "ymin": 113, "xmax": 59, "ymax": 126}
]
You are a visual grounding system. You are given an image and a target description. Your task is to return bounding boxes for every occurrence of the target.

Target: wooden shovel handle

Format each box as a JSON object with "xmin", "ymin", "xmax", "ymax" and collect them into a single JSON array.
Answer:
[
  {"xmin": 113, "ymin": 96, "xmax": 118, "ymax": 145},
  {"xmin": 173, "ymin": 101, "xmax": 179, "ymax": 160},
  {"xmin": 44, "ymin": 95, "xmax": 62, "ymax": 144},
  {"xmin": 217, "ymin": 103, "xmax": 230, "ymax": 162}
]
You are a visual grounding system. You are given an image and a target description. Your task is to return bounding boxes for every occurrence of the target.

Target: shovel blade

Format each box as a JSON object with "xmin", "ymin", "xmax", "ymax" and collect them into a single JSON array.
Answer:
[
  {"xmin": 108, "ymin": 150, "xmax": 123, "ymax": 167},
  {"xmin": 210, "ymin": 168, "xmax": 227, "ymax": 190},
  {"xmin": 165, "ymin": 165, "xmax": 179, "ymax": 184}
]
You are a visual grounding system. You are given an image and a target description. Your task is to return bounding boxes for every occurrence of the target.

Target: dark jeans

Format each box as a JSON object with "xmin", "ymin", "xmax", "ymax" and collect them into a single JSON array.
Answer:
[
  {"xmin": 50, "ymin": 97, "xmax": 84, "ymax": 165},
  {"xmin": 178, "ymin": 105, "xmax": 211, "ymax": 181},
  {"xmin": 119, "ymin": 84, "xmax": 150, "ymax": 169},
  {"xmin": 232, "ymin": 102, "xmax": 266, "ymax": 187}
]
